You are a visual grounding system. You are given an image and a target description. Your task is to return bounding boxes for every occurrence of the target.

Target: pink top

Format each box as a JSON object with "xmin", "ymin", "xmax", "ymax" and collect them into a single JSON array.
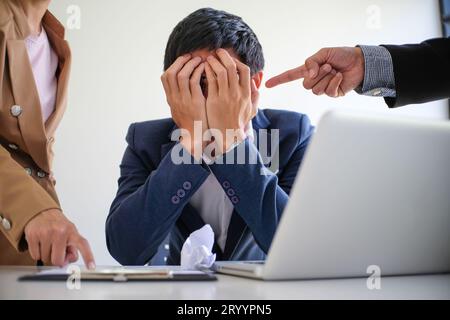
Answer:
[{"xmin": 25, "ymin": 27, "xmax": 58, "ymax": 123}]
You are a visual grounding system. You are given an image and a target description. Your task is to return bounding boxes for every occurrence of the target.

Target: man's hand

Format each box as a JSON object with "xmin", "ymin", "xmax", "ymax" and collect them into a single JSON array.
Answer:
[
  {"xmin": 265, "ymin": 47, "xmax": 365, "ymax": 98},
  {"xmin": 24, "ymin": 209, "xmax": 95, "ymax": 269},
  {"xmin": 161, "ymin": 54, "xmax": 208, "ymax": 157},
  {"xmin": 204, "ymin": 49, "xmax": 256, "ymax": 154}
]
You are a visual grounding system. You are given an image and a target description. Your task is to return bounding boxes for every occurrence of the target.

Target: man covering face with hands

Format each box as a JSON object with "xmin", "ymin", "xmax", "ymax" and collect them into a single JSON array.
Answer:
[
  {"xmin": 106, "ymin": 8, "xmax": 314, "ymax": 265},
  {"xmin": 161, "ymin": 49, "xmax": 259, "ymax": 159}
]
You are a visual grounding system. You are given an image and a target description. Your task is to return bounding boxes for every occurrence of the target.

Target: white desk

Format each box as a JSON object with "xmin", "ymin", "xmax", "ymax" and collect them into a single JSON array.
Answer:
[{"xmin": 0, "ymin": 267, "xmax": 449, "ymax": 300}]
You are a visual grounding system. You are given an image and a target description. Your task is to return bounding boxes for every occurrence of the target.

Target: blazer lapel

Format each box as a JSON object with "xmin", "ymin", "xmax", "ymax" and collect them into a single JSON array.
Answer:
[
  {"xmin": 42, "ymin": 11, "xmax": 72, "ymax": 137},
  {"xmin": 4, "ymin": 9, "xmax": 70, "ymax": 173},
  {"xmin": 6, "ymin": 39, "xmax": 49, "ymax": 172}
]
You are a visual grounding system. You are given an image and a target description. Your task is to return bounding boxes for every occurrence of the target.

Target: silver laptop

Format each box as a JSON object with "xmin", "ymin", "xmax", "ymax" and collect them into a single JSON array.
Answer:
[{"xmin": 214, "ymin": 110, "xmax": 450, "ymax": 280}]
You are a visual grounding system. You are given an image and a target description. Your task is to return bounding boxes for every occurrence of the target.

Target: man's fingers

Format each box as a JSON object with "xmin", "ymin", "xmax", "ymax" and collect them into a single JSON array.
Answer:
[
  {"xmin": 216, "ymin": 49, "xmax": 239, "ymax": 92},
  {"xmin": 206, "ymin": 55, "xmax": 228, "ymax": 95},
  {"xmin": 305, "ymin": 58, "xmax": 320, "ymax": 79},
  {"xmin": 234, "ymin": 58, "xmax": 251, "ymax": 94},
  {"xmin": 251, "ymin": 78, "xmax": 258, "ymax": 96},
  {"xmin": 303, "ymin": 64, "xmax": 332, "ymax": 90},
  {"xmin": 311, "ymin": 70, "xmax": 337, "ymax": 96},
  {"xmin": 178, "ymin": 57, "xmax": 202, "ymax": 97},
  {"xmin": 190, "ymin": 62, "xmax": 205, "ymax": 98},
  {"xmin": 71, "ymin": 236, "xmax": 95, "ymax": 270},
  {"xmin": 265, "ymin": 65, "xmax": 307, "ymax": 88},
  {"xmin": 160, "ymin": 64, "xmax": 172, "ymax": 96},
  {"xmin": 305, "ymin": 48, "xmax": 329, "ymax": 79},
  {"xmin": 325, "ymin": 72, "xmax": 344, "ymax": 97},
  {"xmin": 265, "ymin": 48, "xmax": 331, "ymax": 88},
  {"xmin": 164, "ymin": 54, "xmax": 192, "ymax": 93},
  {"xmin": 161, "ymin": 74, "xmax": 171, "ymax": 97},
  {"xmin": 250, "ymin": 79, "xmax": 259, "ymax": 117},
  {"xmin": 205, "ymin": 62, "xmax": 218, "ymax": 97}
]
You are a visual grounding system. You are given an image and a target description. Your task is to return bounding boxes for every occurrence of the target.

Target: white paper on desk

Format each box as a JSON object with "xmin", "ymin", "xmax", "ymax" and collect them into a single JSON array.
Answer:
[
  {"xmin": 35, "ymin": 265, "xmax": 205, "ymax": 276},
  {"xmin": 180, "ymin": 224, "xmax": 216, "ymax": 270},
  {"xmin": 37, "ymin": 267, "xmax": 71, "ymax": 275}
]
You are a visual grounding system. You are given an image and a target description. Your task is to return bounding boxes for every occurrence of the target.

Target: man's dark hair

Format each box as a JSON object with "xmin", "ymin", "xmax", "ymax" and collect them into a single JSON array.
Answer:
[{"xmin": 164, "ymin": 8, "xmax": 265, "ymax": 75}]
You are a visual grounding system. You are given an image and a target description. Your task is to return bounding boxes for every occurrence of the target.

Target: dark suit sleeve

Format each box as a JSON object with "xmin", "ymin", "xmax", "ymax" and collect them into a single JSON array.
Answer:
[
  {"xmin": 381, "ymin": 37, "xmax": 450, "ymax": 108},
  {"xmin": 105, "ymin": 124, "xmax": 210, "ymax": 265},
  {"xmin": 207, "ymin": 115, "xmax": 314, "ymax": 253}
]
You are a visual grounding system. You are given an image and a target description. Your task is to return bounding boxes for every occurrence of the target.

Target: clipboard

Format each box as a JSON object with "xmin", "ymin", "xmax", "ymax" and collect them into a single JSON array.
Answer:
[{"xmin": 18, "ymin": 267, "xmax": 217, "ymax": 282}]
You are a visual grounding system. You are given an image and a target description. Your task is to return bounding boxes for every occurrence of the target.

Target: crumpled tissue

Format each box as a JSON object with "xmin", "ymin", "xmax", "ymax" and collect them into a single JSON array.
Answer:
[{"xmin": 180, "ymin": 224, "xmax": 216, "ymax": 270}]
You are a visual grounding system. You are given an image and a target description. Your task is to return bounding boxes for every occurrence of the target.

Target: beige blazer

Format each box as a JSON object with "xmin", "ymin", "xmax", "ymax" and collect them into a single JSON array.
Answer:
[{"xmin": 0, "ymin": 0, "xmax": 71, "ymax": 265}]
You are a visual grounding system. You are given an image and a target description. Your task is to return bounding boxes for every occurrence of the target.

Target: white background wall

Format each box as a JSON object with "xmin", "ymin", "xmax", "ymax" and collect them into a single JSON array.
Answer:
[{"xmin": 48, "ymin": 0, "xmax": 447, "ymax": 266}]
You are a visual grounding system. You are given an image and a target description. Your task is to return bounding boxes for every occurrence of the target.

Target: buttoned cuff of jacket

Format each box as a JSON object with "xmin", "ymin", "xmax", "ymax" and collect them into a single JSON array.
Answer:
[
  {"xmin": 166, "ymin": 143, "xmax": 212, "ymax": 206},
  {"xmin": 0, "ymin": 195, "xmax": 61, "ymax": 252},
  {"xmin": 0, "ymin": 145, "xmax": 62, "ymax": 252},
  {"xmin": 355, "ymin": 45, "xmax": 397, "ymax": 98}
]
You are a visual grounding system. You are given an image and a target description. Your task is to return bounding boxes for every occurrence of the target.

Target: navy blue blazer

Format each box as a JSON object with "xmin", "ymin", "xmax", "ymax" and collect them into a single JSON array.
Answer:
[{"xmin": 106, "ymin": 109, "xmax": 314, "ymax": 265}]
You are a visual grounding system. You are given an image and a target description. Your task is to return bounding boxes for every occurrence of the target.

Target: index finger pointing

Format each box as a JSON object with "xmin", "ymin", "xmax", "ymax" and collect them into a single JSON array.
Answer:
[
  {"xmin": 71, "ymin": 236, "xmax": 95, "ymax": 270},
  {"xmin": 265, "ymin": 65, "xmax": 308, "ymax": 88}
]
